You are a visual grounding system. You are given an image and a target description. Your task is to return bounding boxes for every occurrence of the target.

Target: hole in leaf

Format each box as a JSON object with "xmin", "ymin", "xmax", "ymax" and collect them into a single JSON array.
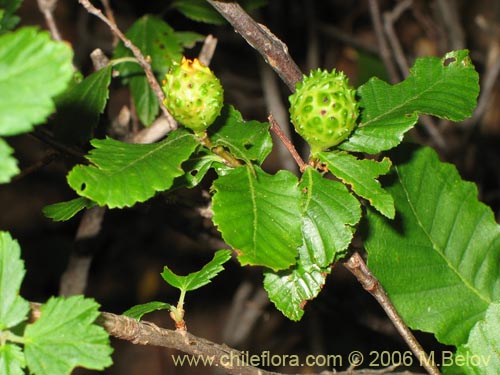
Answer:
[
  {"xmin": 80, "ymin": 183, "xmax": 86, "ymax": 191},
  {"xmin": 443, "ymin": 57, "xmax": 456, "ymax": 66},
  {"xmin": 244, "ymin": 143, "xmax": 252, "ymax": 150}
]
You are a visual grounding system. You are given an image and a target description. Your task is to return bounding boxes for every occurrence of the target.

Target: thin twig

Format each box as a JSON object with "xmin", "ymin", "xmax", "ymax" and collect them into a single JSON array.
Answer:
[
  {"xmin": 367, "ymin": 0, "xmax": 400, "ymax": 84},
  {"xmin": 198, "ymin": 34, "xmax": 218, "ymax": 66},
  {"xmin": 27, "ymin": 302, "xmax": 426, "ymax": 375},
  {"xmin": 37, "ymin": 0, "xmax": 62, "ymax": 41},
  {"xmin": 259, "ymin": 60, "xmax": 298, "ymax": 173},
  {"xmin": 319, "ymin": 24, "xmax": 380, "ymax": 56},
  {"xmin": 100, "ymin": 0, "xmax": 119, "ymax": 47},
  {"xmin": 206, "ymin": 0, "xmax": 303, "ymax": 91},
  {"xmin": 383, "ymin": 0, "xmax": 413, "ymax": 78},
  {"xmin": 435, "ymin": 0, "xmax": 465, "ymax": 51},
  {"xmin": 343, "ymin": 252, "xmax": 441, "ymax": 375},
  {"xmin": 268, "ymin": 114, "xmax": 306, "ymax": 172},
  {"xmin": 78, "ymin": 0, "xmax": 177, "ymax": 129},
  {"xmin": 382, "ymin": 0, "xmax": 447, "ymax": 150},
  {"xmin": 57, "ymin": 27, "xmax": 219, "ymax": 295}
]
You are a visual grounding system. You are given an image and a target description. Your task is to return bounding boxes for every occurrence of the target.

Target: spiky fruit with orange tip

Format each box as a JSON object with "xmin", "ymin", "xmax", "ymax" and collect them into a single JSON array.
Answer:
[
  {"xmin": 289, "ymin": 69, "xmax": 359, "ymax": 155},
  {"xmin": 162, "ymin": 57, "xmax": 223, "ymax": 136}
]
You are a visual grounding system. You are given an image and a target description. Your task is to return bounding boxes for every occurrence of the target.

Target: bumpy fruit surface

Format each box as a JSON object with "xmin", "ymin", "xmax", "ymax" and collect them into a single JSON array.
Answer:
[
  {"xmin": 289, "ymin": 69, "xmax": 359, "ymax": 155},
  {"xmin": 162, "ymin": 57, "xmax": 223, "ymax": 135}
]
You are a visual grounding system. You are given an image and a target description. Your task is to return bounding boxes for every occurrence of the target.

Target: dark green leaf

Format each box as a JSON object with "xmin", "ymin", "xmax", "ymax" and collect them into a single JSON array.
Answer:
[
  {"xmin": 67, "ymin": 129, "xmax": 199, "ymax": 208},
  {"xmin": 0, "ymin": 231, "xmax": 29, "ymax": 330},
  {"xmin": 212, "ymin": 166, "xmax": 302, "ymax": 270},
  {"xmin": 365, "ymin": 145, "xmax": 500, "ymax": 345},
  {"xmin": 172, "ymin": 0, "xmax": 226, "ymax": 24},
  {"xmin": 54, "ymin": 65, "xmax": 113, "ymax": 143},
  {"xmin": 123, "ymin": 301, "xmax": 173, "ymax": 321},
  {"xmin": 172, "ymin": 31, "xmax": 204, "ymax": 48},
  {"xmin": 209, "ymin": 106, "xmax": 273, "ymax": 165},
  {"xmin": 341, "ymin": 50, "xmax": 479, "ymax": 154},
  {"xmin": 129, "ymin": 76, "xmax": 159, "ymax": 126},
  {"xmin": 0, "ymin": 138, "xmax": 19, "ymax": 183},
  {"xmin": 319, "ymin": 151, "xmax": 394, "ymax": 218},
  {"xmin": 0, "ymin": 27, "xmax": 73, "ymax": 136},
  {"xmin": 161, "ymin": 250, "xmax": 232, "ymax": 292},
  {"xmin": 114, "ymin": 15, "xmax": 181, "ymax": 77},
  {"xmin": 42, "ymin": 197, "xmax": 96, "ymax": 222},
  {"xmin": 24, "ymin": 296, "xmax": 112, "ymax": 375},
  {"xmin": 0, "ymin": 0, "xmax": 22, "ymax": 33}
]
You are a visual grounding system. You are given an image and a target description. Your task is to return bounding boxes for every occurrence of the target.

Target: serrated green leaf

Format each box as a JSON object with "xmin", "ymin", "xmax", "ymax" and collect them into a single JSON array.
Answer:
[
  {"xmin": 161, "ymin": 250, "xmax": 232, "ymax": 292},
  {"xmin": 24, "ymin": 295, "xmax": 112, "ymax": 375},
  {"xmin": 264, "ymin": 167, "xmax": 362, "ymax": 321},
  {"xmin": 174, "ymin": 151, "xmax": 224, "ymax": 189},
  {"xmin": 0, "ymin": 27, "xmax": 73, "ymax": 136},
  {"xmin": 0, "ymin": 138, "xmax": 19, "ymax": 183},
  {"xmin": 456, "ymin": 302, "xmax": 500, "ymax": 374},
  {"xmin": 54, "ymin": 65, "xmax": 113, "ymax": 143},
  {"xmin": 0, "ymin": 231, "xmax": 29, "ymax": 330},
  {"xmin": 209, "ymin": 106, "xmax": 273, "ymax": 165},
  {"xmin": 0, "ymin": 0, "xmax": 21, "ymax": 34},
  {"xmin": 264, "ymin": 245, "xmax": 329, "ymax": 321},
  {"xmin": 0, "ymin": 343, "xmax": 25, "ymax": 375},
  {"xmin": 172, "ymin": 0, "xmax": 226, "ymax": 24},
  {"xmin": 123, "ymin": 301, "xmax": 172, "ymax": 321},
  {"xmin": 42, "ymin": 197, "xmax": 96, "ymax": 222},
  {"xmin": 67, "ymin": 129, "xmax": 199, "ymax": 208},
  {"xmin": 300, "ymin": 167, "xmax": 361, "ymax": 264},
  {"xmin": 341, "ymin": 50, "xmax": 479, "ymax": 154},
  {"xmin": 129, "ymin": 76, "xmax": 159, "ymax": 126},
  {"xmin": 319, "ymin": 151, "xmax": 394, "ymax": 218},
  {"xmin": 365, "ymin": 145, "xmax": 500, "ymax": 345},
  {"xmin": 113, "ymin": 15, "xmax": 182, "ymax": 125},
  {"xmin": 212, "ymin": 166, "xmax": 302, "ymax": 270}
]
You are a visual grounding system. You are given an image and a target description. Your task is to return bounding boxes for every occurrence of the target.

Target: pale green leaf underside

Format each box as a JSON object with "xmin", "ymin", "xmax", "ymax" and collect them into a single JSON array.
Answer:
[
  {"xmin": 0, "ymin": 344, "xmax": 25, "ymax": 375},
  {"xmin": 319, "ymin": 151, "xmax": 394, "ymax": 218},
  {"xmin": 457, "ymin": 302, "xmax": 500, "ymax": 375},
  {"xmin": 341, "ymin": 50, "xmax": 479, "ymax": 154},
  {"xmin": 123, "ymin": 301, "xmax": 172, "ymax": 321},
  {"xmin": 24, "ymin": 295, "xmax": 112, "ymax": 375},
  {"xmin": 365, "ymin": 146, "xmax": 500, "ymax": 345},
  {"xmin": 42, "ymin": 197, "xmax": 96, "ymax": 222},
  {"xmin": 161, "ymin": 249, "xmax": 232, "ymax": 292},
  {"xmin": 264, "ymin": 168, "xmax": 361, "ymax": 321},
  {"xmin": 67, "ymin": 129, "xmax": 199, "ymax": 208},
  {"xmin": 264, "ymin": 246, "xmax": 329, "ymax": 321},
  {"xmin": 212, "ymin": 166, "xmax": 302, "ymax": 271},
  {"xmin": 0, "ymin": 138, "xmax": 19, "ymax": 183},
  {"xmin": 0, "ymin": 27, "xmax": 73, "ymax": 136},
  {"xmin": 0, "ymin": 231, "xmax": 29, "ymax": 330}
]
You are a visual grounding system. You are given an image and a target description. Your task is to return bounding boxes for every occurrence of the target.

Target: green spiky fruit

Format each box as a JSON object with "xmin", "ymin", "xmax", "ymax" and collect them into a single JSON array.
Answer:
[
  {"xmin": 162, "ymin": 57, "xmax": 223, "ymax": 135},
  {"xmin": 289, "ymin": 69, "xmax": 359, "ymax": 155}
]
